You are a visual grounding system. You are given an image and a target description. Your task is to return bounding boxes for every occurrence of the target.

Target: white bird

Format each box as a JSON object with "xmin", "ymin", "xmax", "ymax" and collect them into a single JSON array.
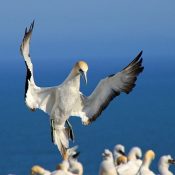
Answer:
[
  {"xmin": 158, "ymin": 155, "xmax": 175, "ymax": 175},
  {"xmin": 60, "ymin": 146, "xmax": 83, "ymax": 175},
  {"xmin": 30, "ymin": 165, "xmax": 51, "ymax": 175},
  {"xmin": 68, "ymin": 152, "xmax": 83, "ymax": 175},
  {"xmin": 136, "ymin": 150, "xmax": 155, "ymax": 175},
  {"xmin": 30, "ymin": 161, "xmax": 74, "ymax": 175},
  {"xmin": 116, "ymin": 155, "xmax": 128, "ymax": 166},
  {"xmin": 99, "ymin": 149, "xmax": 117, "ymax": 175},
  {"xmin": 128, "ymin": 146, "xmax": 142, "ymax": 165},
  {"xmin": 113, "ymin": 144, "xmax": 126, "ymax": 166},
  {"xmin": 117, "ymin": 147, "xmax": 142, "ymax": 175},
  {"xmin": 55, "ymin": 161, "xmax": 73, "ymax": 175},
  {"xmin": 20, "ymin": 21, "xmax": 144, "ymax": 158}
]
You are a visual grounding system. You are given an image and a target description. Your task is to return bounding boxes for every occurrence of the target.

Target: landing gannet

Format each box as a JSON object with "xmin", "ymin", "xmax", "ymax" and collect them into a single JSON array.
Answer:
[
  {"xmin": 136, "ymin": 150, "xmax": 155, "ymax": 175},
  {"xmin": 117, "ymin": 147, "xmax": 142, "ymax": 175},
  {"xmin": 99, "ymin": 149, "xmax": 117, "ymax": 175},
  {"xmin": 20, "ymin": 21, "xmax": 144, "ymax": 157},
  {"xmin": 158, "ymin": 155, "xmax": 175, "ymax": 175}
]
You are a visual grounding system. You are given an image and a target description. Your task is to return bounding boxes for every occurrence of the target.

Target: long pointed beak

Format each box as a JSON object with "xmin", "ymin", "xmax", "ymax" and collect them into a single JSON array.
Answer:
[
  {"xmin": 81, "ymin": 71, "xmax": 87, "ymax": 84},
  {"xmin": 118, "ymin": 150, "xmax": 126, "ymax": 156},
  {"xmin": 168, "ymin": 159, "xmax": 175, "ymax": 164}
]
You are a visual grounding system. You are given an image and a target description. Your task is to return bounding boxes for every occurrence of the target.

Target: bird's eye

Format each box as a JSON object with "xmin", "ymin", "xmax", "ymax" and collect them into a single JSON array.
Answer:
[{"xmin": 79, "ymin": 69, "xmax": 83, "ymax": 73}]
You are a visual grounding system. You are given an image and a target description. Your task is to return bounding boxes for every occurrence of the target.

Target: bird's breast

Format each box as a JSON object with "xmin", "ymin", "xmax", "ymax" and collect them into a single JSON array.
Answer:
[{"xmin": 56, "ymin": 87, "xmax": 82, "ymax": 115}]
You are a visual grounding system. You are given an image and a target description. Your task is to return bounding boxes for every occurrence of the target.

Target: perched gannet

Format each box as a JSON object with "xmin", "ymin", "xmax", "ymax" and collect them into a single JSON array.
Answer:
[
  {"xmin": 128, "ymin": 147, "xmax": 142, "ymax": 165},
  {"xmin": 158, "ymin": 155, "xmax": 175, "ymax": 175},
  {"xmin": 59, "ymin": 145, "xmax": 83, "ymax": 175},
  {"xmin": 136, "ymin": 150, "xmax": 155, "ymax": 175},
  {"xmin": 20, "ymin": 21, "xmax": 144, "ymax": 157},
  {"xmin": 117, "ymin": 147, "xmax": 142, "ymax": 175},
  {"xmin": 55, "ymin": 161, "xmax": 73, "ymax": 175},
  {"xmin": 116, "ymin": 155, "xmax": 128, "ymax": 167},
  {"xmin": 30, "ymin": 165, "xmax": 51, "ymax": 175},
  {"xmin": 113, "ymin": 144, "xmax": 126, "ymax": 165},
  {"xmin": 68, "ymin": 151, "xmax": 83, "ymax": 175},
  {"xmin": 99, "ymin": 149, "xmax": 117, "ymax": 175},
  {"xmin": 31, "ymin": 161, "xmax": 73, "ymax": 175}
]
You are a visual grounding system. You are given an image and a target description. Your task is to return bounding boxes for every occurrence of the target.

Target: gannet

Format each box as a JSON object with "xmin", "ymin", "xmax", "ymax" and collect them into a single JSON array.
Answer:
[
  {"xmin": 20, "ymin": 21, "xmax": 144, "ymax": 158},
  {"xmin": 58, "ymin": 146, "xmax": 83, "ymax": 175},
  {"xmin": 117, "ymin": 147, "xmax": 142, "ymax": 175},
  {"xmin": 30, "ymin": 162, "xmax": 73, "ymax": 175},
  {"xmin": 67, "ymin": 151, "xmax": 83, "ymax": 175},
  {"xmin": 136, "ymin": 150, "xmax": 155, "ymax": 175},
  {"xmin": 116, "ymin": 155, "xmax": 127, "ymax": 168},
  {"xmin": 128, "ymin": 146, "xmax": 142, "ymax": 165},
  {"xmin": 115, "ymin": 156, "xmax": 127, "ymax": 175},
  {"xmin": 158, "ymin": 155, "xmax": 175, "ymax": 175},
  {"xmin": 99, "ymin": 149, "xmax": 117, "ymax": 175},
  {"xmin": 113, "ymin": 144, "xmax": 126, "ymax": 166},
  {"xmin": 30, "ymin": 165, "xmax": 51, "ymax": 175},
  {"xmin": 69, "ymin": 154, "xmax": 83, "ymax": 175},
  {"xmin": 55, "ymin": 161, "xmax": 73, "ymax": 175}
]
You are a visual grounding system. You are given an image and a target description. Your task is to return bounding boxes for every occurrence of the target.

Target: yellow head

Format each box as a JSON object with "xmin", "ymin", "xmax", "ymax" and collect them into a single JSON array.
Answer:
[
  {"xmin": 144, "ymin": 150, "xmax": 155, "ymax": 161},
  {"xmin": 31, "ymin": 165, "xmax": 44, "ymax": 175},
  {"xmin": 117, "ymin": 155, "xmax": 127, "ymax": 165},
  {"xmin": 75, "ymin": 61, "xmax": 88, "ymax": 72},
  {"xmin": 74, "ymin": 61, "xmax": 88, "ymax": 84}
]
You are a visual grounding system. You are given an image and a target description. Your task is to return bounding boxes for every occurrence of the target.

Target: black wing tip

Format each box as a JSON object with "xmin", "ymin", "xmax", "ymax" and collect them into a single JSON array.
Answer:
[
  {"xmin": 20, "ymin": 20, "xmax": 35, "ymax": 55},
  {"xmin": 30, "ymin": 20, "xmax": 35, "ymax": 31},
  {"xmin": 26, "ymin": 20, "xmax": 35, "ymax": 35},
  {"xmin": 122, "ymin": 50, "xmax": 143, "ymax": 71},
  {"xmin": 134, "ymin": 50, "xmax": 143, "ymax": 63},
  {"xmin": 23, "ymin": 20, "xmax": 35, "ymax": 39},
  {"xmin": 138, "ymin": 50, "xmax": 143, "ymax": 57}
]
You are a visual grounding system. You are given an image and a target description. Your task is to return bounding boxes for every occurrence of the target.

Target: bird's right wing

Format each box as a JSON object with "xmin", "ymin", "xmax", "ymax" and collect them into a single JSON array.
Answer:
[
  {"xmin": 20, "ymin": 21, "xmax": 57, "ymax": 115},
  {"xmin": 80, "ymin": 51, "xmax": 144, "ymax": 125}
]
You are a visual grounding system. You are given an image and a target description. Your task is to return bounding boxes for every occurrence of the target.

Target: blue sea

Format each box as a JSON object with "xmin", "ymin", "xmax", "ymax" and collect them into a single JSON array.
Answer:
[{"xmin": 0, "ymin": 53, "xmax": 175, "ymax": 174}]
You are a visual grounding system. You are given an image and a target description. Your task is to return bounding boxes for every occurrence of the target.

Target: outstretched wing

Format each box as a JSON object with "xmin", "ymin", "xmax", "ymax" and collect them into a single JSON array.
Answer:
[
  {"xmin": 20, "ymin": 21, "xmax": 56, "ymax": 115},
  {"xmin": 81, "ymin": 51, "xmax": 144, "ymax": 124}
]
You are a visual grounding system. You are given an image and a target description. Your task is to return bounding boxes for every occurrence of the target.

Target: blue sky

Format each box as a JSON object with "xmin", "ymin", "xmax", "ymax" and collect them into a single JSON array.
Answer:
[{"xmin": 1, "ymin": 0, "xmax": 175, "ymax": 64}]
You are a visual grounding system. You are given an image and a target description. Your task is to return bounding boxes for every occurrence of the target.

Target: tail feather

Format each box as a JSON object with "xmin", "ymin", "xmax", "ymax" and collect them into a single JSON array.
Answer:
[
  {"xmin": 66, "ymin": 120, "xmax": 74, "ymax": 141},
  {"xmin": 50, "ymin": 120, "xmax": 75, "ymax": 158}
]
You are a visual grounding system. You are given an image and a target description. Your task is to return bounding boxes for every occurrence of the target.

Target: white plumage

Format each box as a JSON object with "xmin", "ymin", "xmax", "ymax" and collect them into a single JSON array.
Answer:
[
  {"xmin": 68, "ymin": 153, "xmax": 83, "ymax": 175},
  {"xmin": 99, "ymin": 149, "xmax": 117, "ymax": 175},
  {"xmin": 136, "ymin": 150, "xmax": 155, "ymax": 175},
  {"xmin": 113, "ymin": 144, "xmax": 126, "ymax": 166},
  {"xmin": 30, "ymin": 161, "xmax": 73, "ymax": 175},
  {"xmin": 20, "ymin": 21, "xmax": 144, "ymax": 157},
  {"xmin": 117, "ymin": 147, "xmax": 142, "ymax": 175},
  {"xmin": 158, "ymin": 155, "xmax": 175, "ymax": 175},
  {"xmin": 30, "ymin": 165, "xmax": 51, "ymax": 175}
]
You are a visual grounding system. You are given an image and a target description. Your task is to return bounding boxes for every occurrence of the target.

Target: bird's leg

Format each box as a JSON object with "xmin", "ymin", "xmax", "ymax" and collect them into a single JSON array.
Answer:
[
  {"xmin": 50, "ymin": 119, "xmax": 55, "ymax": 143},
  {"xmin": 66, "ymin": 120, "xmax": 75, "ymax": 142}
]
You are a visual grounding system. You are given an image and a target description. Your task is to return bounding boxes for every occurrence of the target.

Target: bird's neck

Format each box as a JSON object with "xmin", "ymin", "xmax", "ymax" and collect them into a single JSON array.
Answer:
[
  {"xmin": 143, "ymin": 158, "xmax": 152, "ymax": 169},
  {"xmin": 64, "ymin": 69, "xmax": 80, "ymax": 89},
  {"xmin": 159, "ymin": 164, "xmax": 172, "ymax": 175}
]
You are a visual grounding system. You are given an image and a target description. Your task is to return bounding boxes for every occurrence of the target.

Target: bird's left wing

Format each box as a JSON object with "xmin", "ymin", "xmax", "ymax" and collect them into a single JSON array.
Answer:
[
  {"xmin": 20, "ymin": 21, "xmax": 57, "ymax": 115},
  {"xmin": 81, "ymin": 51, "xmax": 144, "ymax": 125}
]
